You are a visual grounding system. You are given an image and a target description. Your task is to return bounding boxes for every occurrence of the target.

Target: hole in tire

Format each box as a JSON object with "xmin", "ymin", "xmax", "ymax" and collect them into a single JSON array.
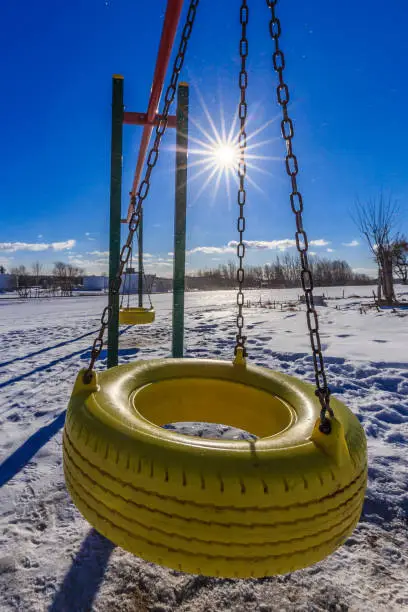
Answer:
[{"xmin": 132, "ymin": 377, "xmax": 296, "ymax": 438}]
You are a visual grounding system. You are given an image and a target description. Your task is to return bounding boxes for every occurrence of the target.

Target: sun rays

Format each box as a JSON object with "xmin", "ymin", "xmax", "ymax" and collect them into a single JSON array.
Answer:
[{"xmin": 182, "ymin": 87, "xmax": 282, "ymax": 207}]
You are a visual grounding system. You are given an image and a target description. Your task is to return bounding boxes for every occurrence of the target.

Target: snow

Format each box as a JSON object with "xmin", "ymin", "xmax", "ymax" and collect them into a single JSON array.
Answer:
[{"xmin": 0, "ymin": 287, "xmax": 407, "ymax": 611}]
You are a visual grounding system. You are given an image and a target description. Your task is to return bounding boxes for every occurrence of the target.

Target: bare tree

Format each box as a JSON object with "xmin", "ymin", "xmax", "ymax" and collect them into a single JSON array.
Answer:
[
  {"xmin": 281, "ymin": 253, "xmax": 300, "ymax": 285},
  {"xmin": 188, "ymin": 256, "xmax": 370, "ymax": 290},
  {"xmin": 393, "ymin": 234, "xmax": 408, "ymax": 284},
  {"xmin": 10, "ymin": 265, "xmax": 31, "ymax": 297},
  {"xmin": 354, "ymin": 194, "xmax": 399, "ymax": 305},
  {"xmin": 32, "ymin": 261, "xmax": 43, "ymax": 297},
  {"xmin": 53, "ymin": 262, "xmax": 83, "ymax": 296},
  {"xmin": 32, "ymin": 261, "xmax": 42, "ymax": 281}
]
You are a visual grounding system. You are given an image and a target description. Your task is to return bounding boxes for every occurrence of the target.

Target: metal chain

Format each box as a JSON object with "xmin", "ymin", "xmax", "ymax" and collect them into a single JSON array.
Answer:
[
  {"xmin": 135, "ymin": 222, "xmax": 154, "ymax": 309},
  {"xmin": 127, "ymin": 245, "xmax": 133, "ymax": 309},
  {"xmin": 142, "ymin": 266, "xmax": 154, "ymax": 309},
  {"xmin": 83, "ymin": 0, "xmax": 200, "ymax": 383},
  {"xmin": 265, "ymin": 0, "xmax": 333, "ymax": 432},
  {"xmin": 234, "ymin": 0, "xmax": 249, "ymax": 358}
]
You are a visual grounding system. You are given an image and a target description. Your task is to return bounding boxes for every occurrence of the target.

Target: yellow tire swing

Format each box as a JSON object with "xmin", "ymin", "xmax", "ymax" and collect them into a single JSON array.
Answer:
[
  {"xmin": 119, "ymin": 210, "xmax": 155, "ymax": 326},
  {"xmin": 63, "ymin": 0, "xmax": 367, "ymax": 579}
]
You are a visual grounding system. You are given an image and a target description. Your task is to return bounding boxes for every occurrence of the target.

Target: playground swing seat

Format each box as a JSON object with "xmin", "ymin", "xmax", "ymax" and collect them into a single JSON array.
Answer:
[
  {"xmin": 119, "ymin": 306, "xmax": 155, "ymax": 325},
  {"xmin": 119, "ymin": 228, "xmax": 155, "ymax": 326},
  {"xmin": 63, "ymin": 0, "xmax": 367, "ymax": 579}
]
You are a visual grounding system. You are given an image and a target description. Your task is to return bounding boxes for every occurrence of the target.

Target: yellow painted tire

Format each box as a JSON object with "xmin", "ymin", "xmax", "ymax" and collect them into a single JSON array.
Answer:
[
  {"xmin": 63, "ymin": 359, "xmax": 367, "ymax": 578},
  {"xmin": 119, "ymin": 307, "xmax": 155, "ymax": 325}
]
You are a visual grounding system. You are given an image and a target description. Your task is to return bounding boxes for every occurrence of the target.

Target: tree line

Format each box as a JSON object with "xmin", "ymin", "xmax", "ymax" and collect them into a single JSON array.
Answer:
[
  {"xmin": 187, "ymin": 255, "xmax": 374, "ymax": 290},
  {"xmin": 4, "ymin": 261, "xmax": 84, "ymax": 297}
]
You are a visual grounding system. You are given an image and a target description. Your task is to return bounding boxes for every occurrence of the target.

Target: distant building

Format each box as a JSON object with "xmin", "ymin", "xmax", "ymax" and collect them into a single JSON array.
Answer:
[
  {"xmin": 0, "ymin": 274, "xmax": 15, "ymax": 291},
  {"xmin": 120, "ymin": 273, "xmax": 156, "ymax": 294},
  {"xmin": 82, "ymin": 273, "xmax": 159, "ymax": 293},
  {"xmin": 83, "ymin": 276, "xmax": 109, "ymax": 291}
]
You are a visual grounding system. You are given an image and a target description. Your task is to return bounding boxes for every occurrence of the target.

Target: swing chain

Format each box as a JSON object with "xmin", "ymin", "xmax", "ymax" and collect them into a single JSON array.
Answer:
[
  {"xmin": 127, "ymin": 245, "xmax": 133, "ymax": 309},
  {"xmin": 83, "ymin": 0, "xmax": 200, "ymax": 382},
  {"xmin": 265, "ymin": 0, "xmax": 333, "ymax": 431},
  {"xmin": 234, "ymin": 0, "xmax": 249, "ymax": 358}
]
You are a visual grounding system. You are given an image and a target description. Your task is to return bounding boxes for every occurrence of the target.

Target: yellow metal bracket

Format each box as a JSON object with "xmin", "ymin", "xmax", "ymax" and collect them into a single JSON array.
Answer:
[
  {"xmin": 233, "ymin": 347, "xmax": 247, "ymax": 366},
  {"xmin": 311, "ymin": 416, "xmax": 351, "ymax": 467},
  {"xmin": 71, "ymin": 369, "xmax": 99, "ymax": 398}
]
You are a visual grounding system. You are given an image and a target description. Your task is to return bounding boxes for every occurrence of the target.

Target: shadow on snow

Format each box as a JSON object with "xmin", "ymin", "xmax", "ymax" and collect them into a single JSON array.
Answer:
[
  {"xmin": 48, "ymin": 529, "xmax": 115, "ymax": 612},
  {"xmin": 0, "ymin": 411, "xmax": 66, "ymax": 487},
  {"xmin": 0, "ymin": 327, "xmax": 134, "ymax": 391},
  {"xmin": 0, "ymin": 328, "xmax": 99, "ymax": 369}
]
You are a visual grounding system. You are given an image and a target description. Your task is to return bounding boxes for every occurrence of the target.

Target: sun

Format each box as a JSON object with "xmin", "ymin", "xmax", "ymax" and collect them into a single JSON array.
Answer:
[
  {"xmin": 213, "ymin": 144, "xmax": 238, "ymax": 169},
  {"xmin": 177, "ymin": 85, "xmax": 281, "ymax": 207}
]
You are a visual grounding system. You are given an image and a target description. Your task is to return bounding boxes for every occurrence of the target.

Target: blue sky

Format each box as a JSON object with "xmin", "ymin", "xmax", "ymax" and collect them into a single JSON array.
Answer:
[{"xmin": 1, "ymin": 0, "xmax": 407, "ymax": 277}]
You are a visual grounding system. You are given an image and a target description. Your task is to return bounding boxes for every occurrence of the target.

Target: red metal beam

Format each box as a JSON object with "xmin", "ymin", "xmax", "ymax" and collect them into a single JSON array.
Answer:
[
  {"xmin": 123, "ymin": 111, "xmax": 177, "ymax": 129},
  {"xmin": 126, "ymin": 0, "xmax": 184, "ymax": 222}
]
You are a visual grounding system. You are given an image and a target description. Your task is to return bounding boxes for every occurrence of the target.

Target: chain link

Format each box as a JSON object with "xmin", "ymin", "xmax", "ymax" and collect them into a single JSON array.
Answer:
[
  {"xmin": 265, "ymin": 0, "xmax": 333, "ymax": 432},
  {"xmin": 83, "ymin": 0, "xmax": 200, "ymax": 383},
  {"xmin": 234, "ymin": 0, "xmax": 249, "ymax": 358}
]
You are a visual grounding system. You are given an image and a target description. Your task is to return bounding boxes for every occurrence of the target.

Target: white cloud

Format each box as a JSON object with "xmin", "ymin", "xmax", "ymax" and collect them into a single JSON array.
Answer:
[
  {"xmin": 67, "ymin": 256, "xmax": 86, "ymax": 267},
  {"xmin": 228, "ymin": 239, "xmax": 296, "ymax": 251},
  {"xmin": 52, "ymin": 240, "xmax": 75, "ymax": 250},
  {"xmin": 309, "ymin": 239, "xmax": 330, "ymax": 247},
  {"xmin": 352, "ymin": 267, "xmax": 377, "ymax": 278},
  {"xmin": 88, "ymin": 251, "xmax": 109, "ymax": 257},
  {"xmin": 37, "ymin": 234, "xmax": 43, "ymax": 239},
  {"xmin": 144, "ymin": 261, "xmax": 173, "ymax": 277},
  {"xmin": 187, "ymin": 246, "xmax": 236, "ymax": 255},
  {"xmin": 309, "ymin": 251, "xmax": 317, "ymax": 256},
  {"xmin": 326, "ymin": 248, "xmax": 334, "ymax": 253},
  {"xmin": 0, "ymin": 256, "xmax": 13, "ymax": 268},
  {"xmin": 342, "ymin": 240, "xmax": 359, "ymax": 247},
  {"xmin": 65, "ymin": 254, "xmax": 108, "ymax": 274},
  {"xmin": 0, "ymin": 239, "xmax": 75, "ymax": 253},
  {"xmin": 187, "ymin": 238, "xmax": 330, "ymax": 256},
  {"xmin": 168, "ymin": 252, "xmax": 174, "ymax": 257}
]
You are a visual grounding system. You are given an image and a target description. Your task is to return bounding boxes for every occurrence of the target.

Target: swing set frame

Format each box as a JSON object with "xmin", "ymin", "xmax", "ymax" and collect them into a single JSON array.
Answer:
[{"xmin": 108, "ymin": 0, "xmax": 188, "ymax": 367}]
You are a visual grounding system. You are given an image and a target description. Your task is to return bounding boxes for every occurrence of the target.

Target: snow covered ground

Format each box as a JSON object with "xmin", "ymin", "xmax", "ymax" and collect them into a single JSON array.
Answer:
[{"xmin": 0, "ymin": 286, "xmax": 407, "ymax": 611}]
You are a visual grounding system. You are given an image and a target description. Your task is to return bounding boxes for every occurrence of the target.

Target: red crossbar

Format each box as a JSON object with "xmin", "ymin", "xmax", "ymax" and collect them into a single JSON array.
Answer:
[
  {"xmin": 126, "ymin": 0, "xmax": 184, "ymax": 222},
  {"xmin": 123, "ymin": 112, "xmax": 177, "ymax": 129}
]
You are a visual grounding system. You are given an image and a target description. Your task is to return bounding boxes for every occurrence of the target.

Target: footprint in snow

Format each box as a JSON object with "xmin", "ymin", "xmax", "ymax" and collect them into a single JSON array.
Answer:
[
  {"xmin": 7, "ymin": 412, "xmax": 20, "ymax": 422},
  {"xmin": 375, "ymin": 408, "xmax": 406, "ymax": 425}
]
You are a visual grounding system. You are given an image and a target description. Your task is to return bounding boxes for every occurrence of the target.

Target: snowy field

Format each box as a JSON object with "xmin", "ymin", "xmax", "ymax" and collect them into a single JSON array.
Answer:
[{"xmin": 0, "ymin": 286, "xmax": 407, "ymax": 611}]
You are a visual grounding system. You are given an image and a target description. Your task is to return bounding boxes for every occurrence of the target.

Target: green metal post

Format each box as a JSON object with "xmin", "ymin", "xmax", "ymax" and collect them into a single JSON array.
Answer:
[
  {"xmin": 107, "ymin": 75, "xmax": 124, "ymax": 368},
  {"xmin": 138, "ymin": 208, "xmax": 143, "ymax": 307},
  {"xmin": 172, "ymin": 83, "xmax": 189, "ymax": 358}
]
